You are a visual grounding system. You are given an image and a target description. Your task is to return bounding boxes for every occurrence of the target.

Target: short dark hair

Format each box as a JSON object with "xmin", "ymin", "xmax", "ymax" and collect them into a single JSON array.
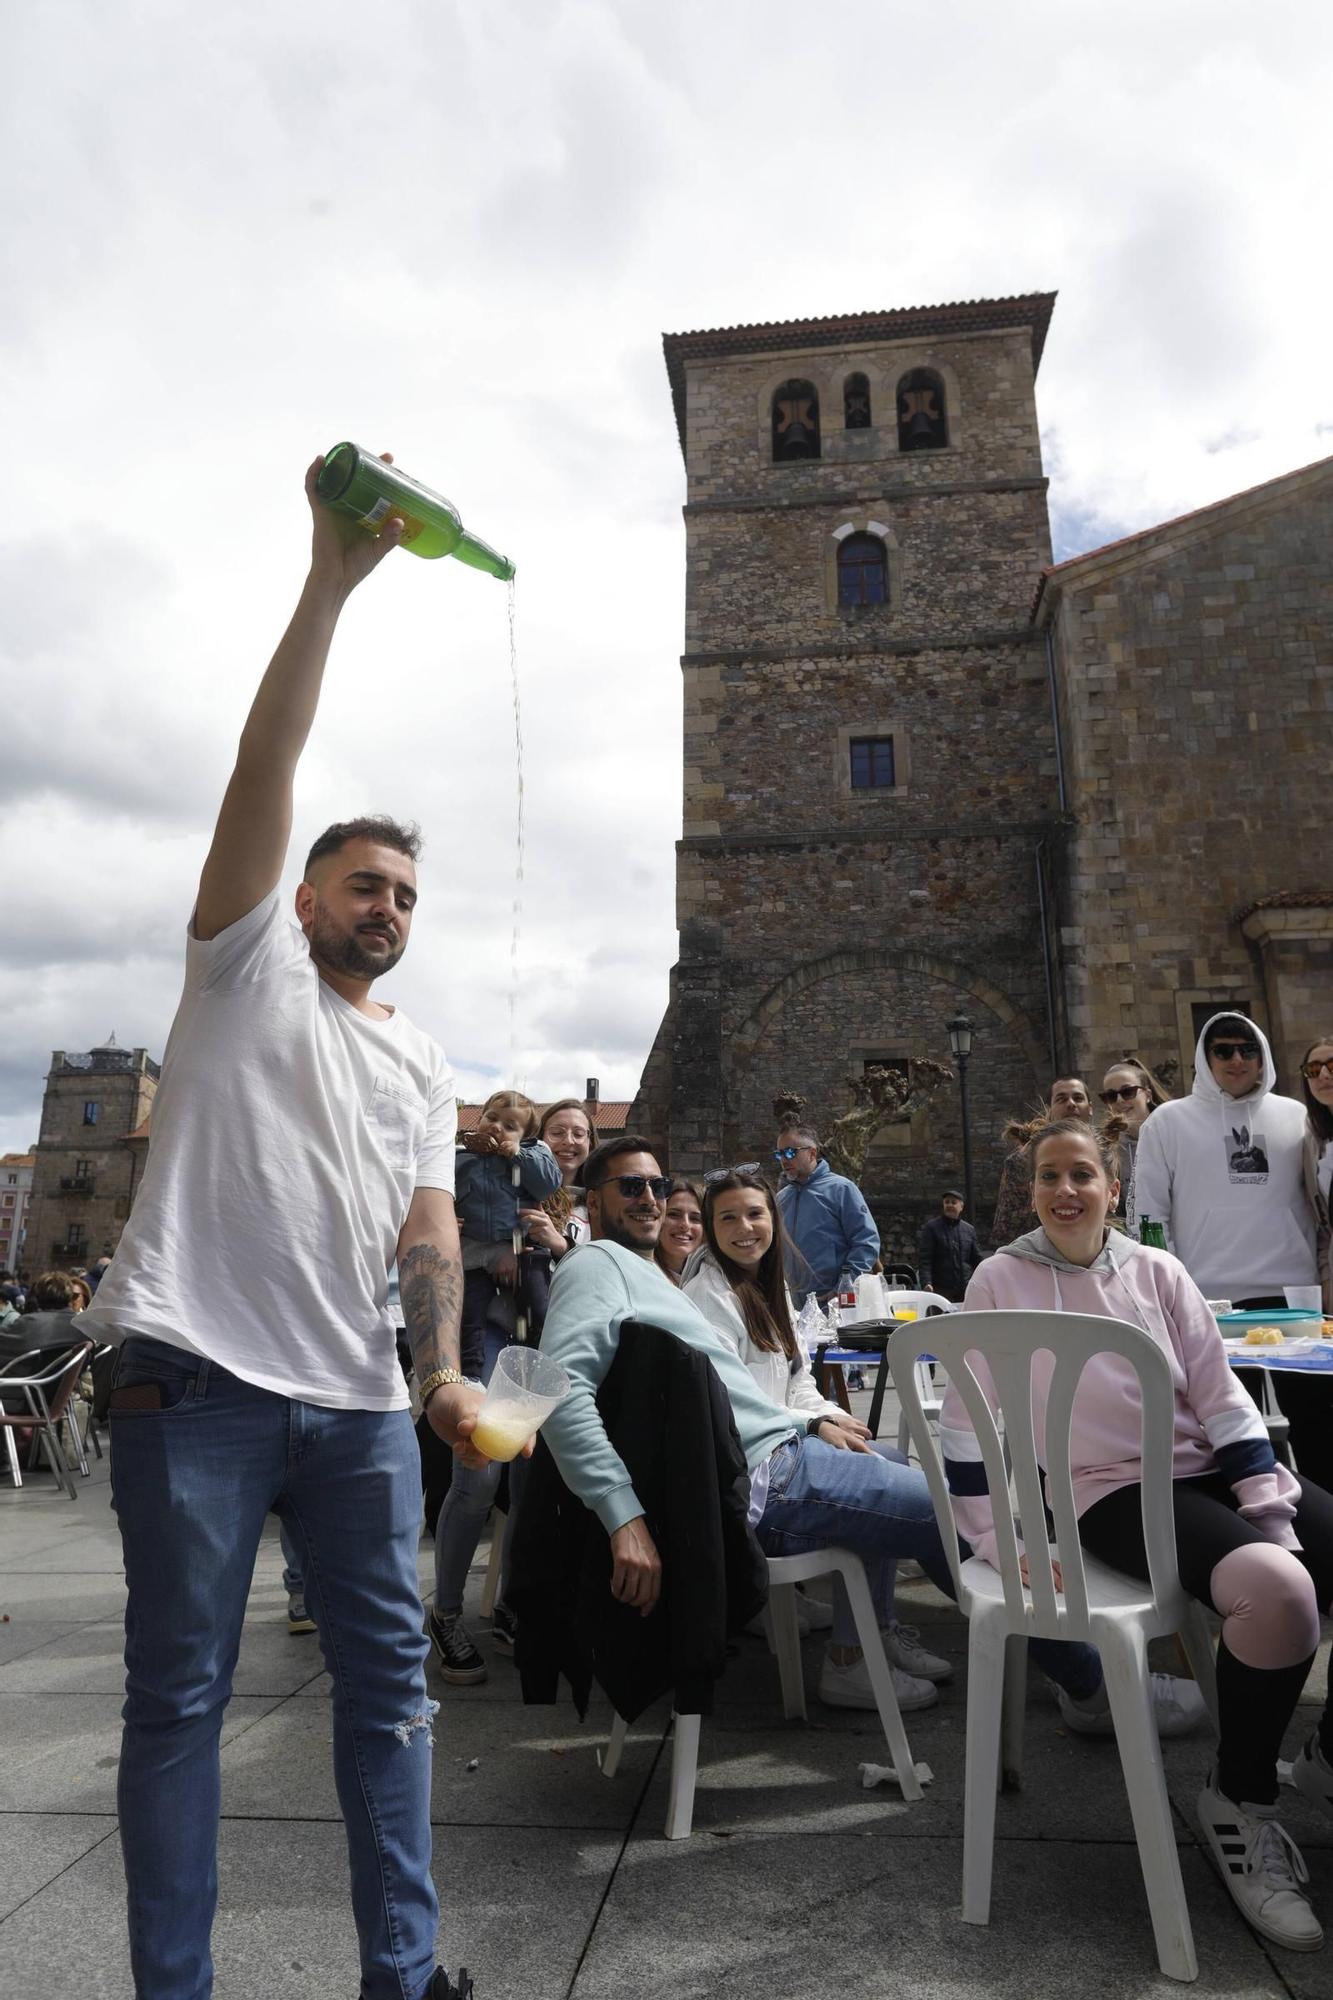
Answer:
[
  {"xmin": 777, "ymin": 1121, "xmax": 820, "ymax": 1150},
  {"xmin": 304, "ymin": 816, "xmax": 423, "ymax": 878},
  {"xmin": 584, "ymin": 1134, "xmax": 660, "ymax": 1190},
  {"xmin": 30, "ymin": 1269, "xmax": 84, "ymax": 1310},
  {"xmin": 1203, "ymin": 1014, "xmax": 1255, "ymax": 1054}
]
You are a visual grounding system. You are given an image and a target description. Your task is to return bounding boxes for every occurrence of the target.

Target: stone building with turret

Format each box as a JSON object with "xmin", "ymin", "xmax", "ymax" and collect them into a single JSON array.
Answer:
[
  {"xmin": 632, "ymin": 293, "xmax": 1333, "ymax": 1256},
  {"xmin": 25, "ymin": 1040, "xmax": 160, "ymax": 1269}
]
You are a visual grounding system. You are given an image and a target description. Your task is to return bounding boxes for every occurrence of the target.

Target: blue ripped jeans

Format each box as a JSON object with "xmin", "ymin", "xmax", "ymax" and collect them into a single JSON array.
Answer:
[{"xmin": 110, "ymin": 1335, "xmax": 438, "ymax": 2000}]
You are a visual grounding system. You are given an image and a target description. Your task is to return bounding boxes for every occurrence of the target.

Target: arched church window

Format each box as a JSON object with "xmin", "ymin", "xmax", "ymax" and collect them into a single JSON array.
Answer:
[
  {"xmin": 771, "ymin": 380, "xmax": 821, "ymax": 462},
  {"xmin": 837, "ymin": 533, "xmax": 888, "ymax": 606},
  {"xmin": 896, "ymin": 368, "xmax": 948, "ymax": 452},
  {"xmin": 843, "ymin": 373, "xmax": 872, "ymax": 429}
]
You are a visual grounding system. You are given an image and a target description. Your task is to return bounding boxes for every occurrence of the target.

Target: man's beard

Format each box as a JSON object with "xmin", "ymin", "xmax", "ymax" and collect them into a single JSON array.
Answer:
[
  {"xmin": 307, "ymin": 909, "xmax": 405, "ymax": 982},
  {"xmin": 598, "ymin": 1212, "xmax": 661, "ymax": 1256}
]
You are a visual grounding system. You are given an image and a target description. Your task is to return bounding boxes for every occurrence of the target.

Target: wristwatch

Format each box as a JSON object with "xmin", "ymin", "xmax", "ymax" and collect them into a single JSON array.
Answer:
[
  {"xmin": 806, "ymin": 1416, "xmax": 826, "ymax": 1437},
  {"xmin": 417, "ymin": 1366, "xmax": 469, "ymax": 1409}
]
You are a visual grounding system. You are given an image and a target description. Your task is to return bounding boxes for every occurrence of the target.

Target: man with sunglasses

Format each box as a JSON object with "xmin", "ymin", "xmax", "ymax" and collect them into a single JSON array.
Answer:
[
  {"xmin": 773, "ymin": 1122, "xmax": 880, "ymax": 1304},
  {"xmin": 1134, "ymin": 1013, "xmax": 1318, "ymax": 1307},
  {"xmin": 535, "ymin": 1132, "xmax": 957, "ymax": 1645}
]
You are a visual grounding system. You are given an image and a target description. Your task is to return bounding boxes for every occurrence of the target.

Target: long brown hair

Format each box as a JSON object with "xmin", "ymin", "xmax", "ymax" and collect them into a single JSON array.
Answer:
[
  {"xmin": 537, "ymin": 1097, "xmax": 596, "ymax": 1230},
  {"xmin": 654, "ymin": 1177, "xmax": 703, "ymax": 1282},
  {"xmin": 701, "ymin": 1170, "xmax": 796, "ymax": 1358},
  {"xmin": 1301, "ymin": 1036, "xmax": 1333, "ymax": 1146}
]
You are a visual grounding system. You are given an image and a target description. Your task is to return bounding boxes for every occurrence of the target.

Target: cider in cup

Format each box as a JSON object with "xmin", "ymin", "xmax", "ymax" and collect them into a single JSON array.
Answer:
[
  {"xmin": 470, "ymin": 1405, "xmax": 539, "ymax": 1463},
  {"xmin": 469, "ymin": 1346, "xmax": 571, "ymax": 1464}
]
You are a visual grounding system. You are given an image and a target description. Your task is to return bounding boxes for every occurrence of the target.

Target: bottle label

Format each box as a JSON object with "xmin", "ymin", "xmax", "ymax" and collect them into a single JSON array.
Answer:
[{"xmin": 359, "ymin": 497, "xmax": 393, "ymax": 528}]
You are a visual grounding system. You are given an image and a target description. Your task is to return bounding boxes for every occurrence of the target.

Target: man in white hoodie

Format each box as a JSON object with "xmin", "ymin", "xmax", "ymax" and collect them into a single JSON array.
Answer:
[{"xmin": 1133, "ymin": 1013, "xmax": 1317, "ymax": 1305}]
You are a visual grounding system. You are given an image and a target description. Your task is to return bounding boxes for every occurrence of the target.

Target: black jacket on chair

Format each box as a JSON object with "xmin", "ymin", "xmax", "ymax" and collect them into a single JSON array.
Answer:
[{"xmin": 508, "ymin": 1319, "xmax": 769, "ymax": 1722}]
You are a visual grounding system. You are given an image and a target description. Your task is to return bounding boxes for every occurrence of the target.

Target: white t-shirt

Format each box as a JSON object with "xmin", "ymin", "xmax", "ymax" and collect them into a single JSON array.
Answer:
[{"xmin": 87, "ymin": 890, "xmax": 456, "ymax": 1410}]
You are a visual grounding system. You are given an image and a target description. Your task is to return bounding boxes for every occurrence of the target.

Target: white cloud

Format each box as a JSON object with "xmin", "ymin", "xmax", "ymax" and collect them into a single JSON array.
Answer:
[{"xmin": 3, "ymin": 0, "xmax": 1331, "ymax": 1151}]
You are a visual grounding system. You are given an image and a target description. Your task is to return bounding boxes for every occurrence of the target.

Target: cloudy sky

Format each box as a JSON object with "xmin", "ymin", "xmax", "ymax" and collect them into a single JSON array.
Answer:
[{"xmin": 3, "ymin": 1, "xmax": 1331, "ymax": 1153}]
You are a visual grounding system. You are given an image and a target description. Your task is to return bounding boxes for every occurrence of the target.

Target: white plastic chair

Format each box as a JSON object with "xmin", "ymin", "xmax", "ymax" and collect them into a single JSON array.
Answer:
[
  {"xmin": 601, "ymin": 1546, "xmax": 924, "ymax": 1838},
  {"xmin": 890, "ymin": 1310, "xmax": 1219, "ymax": 1985},
  {"xmin": 877, "ymin": 1290, "xmax": 954, "ymax": 1456}
]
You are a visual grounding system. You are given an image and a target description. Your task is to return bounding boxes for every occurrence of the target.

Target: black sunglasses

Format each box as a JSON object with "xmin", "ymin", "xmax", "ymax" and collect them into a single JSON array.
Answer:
[
  {"xmin": 596, "ymin": 1174, "xmax": 672, "ymax": 1201},
  {"xmin": 1209, "ymin": 1040, "xmax": 1260, "ymax": 1062},
  {"xmin": 1100, "ymin": 1084, "xmax": 1147, "ymax": 1104},
  {"xmin": 703, "ymin": 1162, "xmax": 762, "ymax": 1185}
]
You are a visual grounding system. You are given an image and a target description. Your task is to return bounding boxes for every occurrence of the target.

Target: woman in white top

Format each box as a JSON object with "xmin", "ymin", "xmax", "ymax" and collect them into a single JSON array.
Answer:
[{"xmin": 683, "ymin": 1167, "xmax": 953, "ymax": 1706}]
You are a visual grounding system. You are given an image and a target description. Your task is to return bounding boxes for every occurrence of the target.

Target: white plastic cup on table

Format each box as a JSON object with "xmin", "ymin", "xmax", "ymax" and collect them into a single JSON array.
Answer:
[
  {"xmin": 470, "ymin": 1345, "xmax": 571, "ymax": 1463},
  {"xmin": 1284, "ymin": 1286, "xmax": 1323, "ymax": 1315}
]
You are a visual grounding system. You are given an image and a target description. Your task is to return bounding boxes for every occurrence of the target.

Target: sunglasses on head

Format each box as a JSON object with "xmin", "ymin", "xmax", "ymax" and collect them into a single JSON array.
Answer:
[
  {"xmin": 703, "ymin": 1162, "xmax": 762, "ymax": 1185},
  {"xmin": 1303, "ymin": 1057, "xmax": 1333, "ymax": 1081},
  {"xmin": 1209, "ymin": 1040, "xmax": 1260, "ymax": 1062},
  {"xmin": 1100, "ymin": 1084, "xmax": 1147, "ymax": 1105},
  {"xmin": 598, "ymin": 1173, "xmax": 671, "ymax": 1201}
]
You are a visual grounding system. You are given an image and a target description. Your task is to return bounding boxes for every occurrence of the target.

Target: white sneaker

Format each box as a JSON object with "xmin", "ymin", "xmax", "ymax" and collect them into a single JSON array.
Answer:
[
  {"xmin": 1291, "ymin": 1732, "xmax": 1333, "ymax": 1817},
  {"xmin": 1197, "ymin": 1771, "xmax": 1322, "ymax": 1951},
  {"xmin": 818, "ymin": 1649, "xmax": 938, "ymax": 1713},
  {"xmin": 881, "ymin": 1621, "xmax": 952, "ymax": 1682},
  {"xmin": 1057, "ymin": 1672, "xmax": 1207, "ymax": 1739},
  {"xmin": 795, "ymin": 1584, "xmax": 833, "ymax": 1631}
]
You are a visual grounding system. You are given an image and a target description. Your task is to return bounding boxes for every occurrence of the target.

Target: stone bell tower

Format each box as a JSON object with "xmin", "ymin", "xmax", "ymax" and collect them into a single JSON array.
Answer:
[{"xmin": 632, "ymin": 293, "xmax": 1066, "ymax": 1252}]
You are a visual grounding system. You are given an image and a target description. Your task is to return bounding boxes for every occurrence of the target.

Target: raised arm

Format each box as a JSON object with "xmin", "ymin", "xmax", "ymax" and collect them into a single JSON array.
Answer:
[{"xmin": 194, "ymin": 455, "xmax": 404, "ymax": 940}]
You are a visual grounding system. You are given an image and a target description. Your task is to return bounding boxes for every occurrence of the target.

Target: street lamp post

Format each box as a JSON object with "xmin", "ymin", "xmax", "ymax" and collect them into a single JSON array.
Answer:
[{"xmin": 947, "ymin": 1014, "xmax": 975, "ymax": 1219}]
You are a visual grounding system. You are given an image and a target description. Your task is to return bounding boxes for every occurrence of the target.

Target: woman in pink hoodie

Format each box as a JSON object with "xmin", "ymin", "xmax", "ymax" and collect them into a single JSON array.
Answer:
[{"xmin": 941, "ymin": 1118, "xmax": 1333, "ymax": 1956}]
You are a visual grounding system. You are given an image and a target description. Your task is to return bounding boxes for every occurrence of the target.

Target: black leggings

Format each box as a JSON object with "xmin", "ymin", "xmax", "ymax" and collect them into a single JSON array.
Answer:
[{"xmin": 1080, "ymin": 1472, "xmax": 1333, "ymax": 1804}]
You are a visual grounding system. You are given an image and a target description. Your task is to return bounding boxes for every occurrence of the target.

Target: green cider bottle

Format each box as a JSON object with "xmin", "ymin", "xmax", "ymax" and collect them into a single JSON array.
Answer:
[
  {"xmin": 1139, "ymin": 1218, "xmax": 1168, "ymax": 1250},
  {"xmin": 315, "ymin": 443, "xmax": 516, "ymax": 579}
]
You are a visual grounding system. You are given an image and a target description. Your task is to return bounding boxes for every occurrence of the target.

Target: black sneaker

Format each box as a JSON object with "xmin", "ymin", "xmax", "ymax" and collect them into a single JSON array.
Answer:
[
  {"xmin": 429, "ymin": 1610, "xmax": 487, "ymax": 1685},
  {"xmin": 490, "ymin": 1603, "xmax": 517, "ymax": 1654},
  {"xmin": 427, "ymin": 1968, "xmax": 474, "ymax": 2000}
]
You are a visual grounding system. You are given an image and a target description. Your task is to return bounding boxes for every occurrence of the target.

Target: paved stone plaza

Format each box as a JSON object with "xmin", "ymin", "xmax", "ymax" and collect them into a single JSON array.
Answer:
[{"xmin": 5, "ymin": 1414, "xmax": 1333, "ymax": 2000}]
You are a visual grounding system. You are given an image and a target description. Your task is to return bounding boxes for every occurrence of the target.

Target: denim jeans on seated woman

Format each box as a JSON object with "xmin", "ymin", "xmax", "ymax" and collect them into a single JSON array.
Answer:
[
  {"xmin": 110, "ymin": 1334, "xmax": 438, "ymax": 2000},
  {"xmin": 756, "ymin": 1434, "xmax": 1103, "ymax": 1698}
]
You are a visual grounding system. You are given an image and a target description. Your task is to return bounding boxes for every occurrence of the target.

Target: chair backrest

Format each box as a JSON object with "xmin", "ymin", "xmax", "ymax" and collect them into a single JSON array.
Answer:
[
  {"xmin": 890, "ymin": 1310, "xmax": 1180, "ymax": 1634},
  {"xmin": 0, "ymin": 1340, "xmax": 93, "ymax": 1406},
  {"xmin": 882, "ymin": 1264, "xmax": 919, "ymax": 1290}
]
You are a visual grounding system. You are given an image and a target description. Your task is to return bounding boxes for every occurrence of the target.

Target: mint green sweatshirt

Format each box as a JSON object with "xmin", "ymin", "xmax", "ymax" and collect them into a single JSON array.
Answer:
[{"xmin": 539, "ymin": 1239, "xmax": 799, "ymax": 1534}]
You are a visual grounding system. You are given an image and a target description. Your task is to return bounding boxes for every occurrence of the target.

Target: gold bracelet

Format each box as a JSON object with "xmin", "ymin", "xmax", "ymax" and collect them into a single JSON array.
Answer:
[{"xmin": 417, "ymin": 1367, "xmax": 467, "ymax": 1407}]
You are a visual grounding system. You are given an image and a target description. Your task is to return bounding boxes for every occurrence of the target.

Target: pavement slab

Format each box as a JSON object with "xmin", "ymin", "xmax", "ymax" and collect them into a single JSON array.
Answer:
[
  {"xmin": 0, "ymin": 1814, "xmax": 624, "ymax": 2000},
  {"xmin": 0, "ymin": 1811, "xmax": 120, "ymax": 1922},
  {"xmin": 0, "ymin": 1691, "xmax": 285, "ymax": 1814}
]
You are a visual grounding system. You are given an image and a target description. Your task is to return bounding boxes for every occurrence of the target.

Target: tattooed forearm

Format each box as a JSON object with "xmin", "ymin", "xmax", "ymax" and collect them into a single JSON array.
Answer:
[{"xmin": 398, "ymin": 1240, "xmax": 463, "ymax": 1380}]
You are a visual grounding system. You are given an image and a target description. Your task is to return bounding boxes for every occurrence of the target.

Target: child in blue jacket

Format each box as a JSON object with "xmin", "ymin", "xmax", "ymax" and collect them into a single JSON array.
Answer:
[{"xmin": 455, "ymin": 1089, "xmax": 562, "ymax": 1371}]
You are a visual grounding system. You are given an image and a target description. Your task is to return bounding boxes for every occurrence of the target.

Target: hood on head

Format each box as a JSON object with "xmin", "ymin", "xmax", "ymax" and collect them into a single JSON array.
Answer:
[{"xmin": 1191, "ymin": 1011, "xmax": 1276, "ymax": 1105}]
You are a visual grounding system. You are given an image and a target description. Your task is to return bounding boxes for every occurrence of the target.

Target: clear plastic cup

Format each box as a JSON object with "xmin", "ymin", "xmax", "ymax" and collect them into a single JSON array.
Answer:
[
  {"xmin": 470, "ymin": 1345, "xmax": 571, "ymax": 1463},
  {"xmin": 1284, "ymin": 1286, "xmax": 1323, "ymax": 1315}
]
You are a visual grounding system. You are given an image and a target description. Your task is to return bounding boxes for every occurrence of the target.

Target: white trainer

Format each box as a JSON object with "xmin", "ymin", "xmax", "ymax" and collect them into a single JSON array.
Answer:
[
  {"xmin": 1197, "ymin": 1772, "xmax": 1322, "ymax": 1952},
  {"xmin": 818, "ymin": 1650, "xmax": 938, "ymax": 1713},
  {"xmin": 1057, "ymin": 1672, "xmax": 1207, "ymax": 1738},
  {"xmin": 881, "ymin": 1620, "xmax": 953, "ymax": 1682},
  {"xmin": 1291, "ymin": 1732, "xmax": 1333, "ymax": 1817}
]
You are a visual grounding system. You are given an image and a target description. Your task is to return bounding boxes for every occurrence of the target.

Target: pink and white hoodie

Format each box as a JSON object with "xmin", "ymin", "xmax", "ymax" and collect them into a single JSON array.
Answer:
[{"xmin": 938, "ymin": 1227, "xmax": 1300, "ymax": 1570}]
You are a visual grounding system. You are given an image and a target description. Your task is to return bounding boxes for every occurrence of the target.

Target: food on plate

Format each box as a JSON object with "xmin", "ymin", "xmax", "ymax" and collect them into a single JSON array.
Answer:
[{"xmin": 1243, "ymin": 1326, "xmax": 1284, "ymax": 1347}]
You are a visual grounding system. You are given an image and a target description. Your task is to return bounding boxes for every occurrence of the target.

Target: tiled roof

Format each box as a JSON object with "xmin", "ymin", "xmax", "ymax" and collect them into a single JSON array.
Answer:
[
  {"xmin": 663, "ymin": 292, "xmax": 1057, "ymax": 454},
  {"xmin": 1031, "ymin": 451, "xmax": 1333, "ymax": 620},
  {"xmin": 0, "ymin": 1153, "xmax": 35, "ymax": 1167},
  {"xmin": 455, "ymin": 1102, "xmax": 631, "ymax": 1134}
]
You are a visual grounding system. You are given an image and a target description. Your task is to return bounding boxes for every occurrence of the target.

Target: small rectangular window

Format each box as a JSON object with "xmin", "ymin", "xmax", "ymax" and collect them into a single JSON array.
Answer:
[
  {"xmin": 1190, "ymin": 1001, "xmax": 1252, "ymax": 1048},
  {"xmin": 66, "ymin": 1223, "xmax": 87, "ymax": 1251},
  {"xmin": 83, "ymin": 1101, "xmax": 99, "ymax": 1125},
  {"xmin": 849, "ymin": 736, "xmax": 895, "ymax": 789}
]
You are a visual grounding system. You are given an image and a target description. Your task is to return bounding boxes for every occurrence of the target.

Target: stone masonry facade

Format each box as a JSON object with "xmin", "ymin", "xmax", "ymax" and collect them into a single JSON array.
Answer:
[
  {"xmin": 633, "ymin": 298, "xmax": 1065, "ymax": 1254},
  {"xmin": 1036, "ymin": 457, "xmax": 1333, "ymax": 1095},
  {"xmin": 26, "ymin": 1045, "xmax": 160, "ymax": 1270}
]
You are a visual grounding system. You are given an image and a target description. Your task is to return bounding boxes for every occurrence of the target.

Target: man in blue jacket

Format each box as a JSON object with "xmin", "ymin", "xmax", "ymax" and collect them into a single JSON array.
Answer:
[{"xmin": 774, "ymin": 1122, "xmax": 880, "ymax": 1303}]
